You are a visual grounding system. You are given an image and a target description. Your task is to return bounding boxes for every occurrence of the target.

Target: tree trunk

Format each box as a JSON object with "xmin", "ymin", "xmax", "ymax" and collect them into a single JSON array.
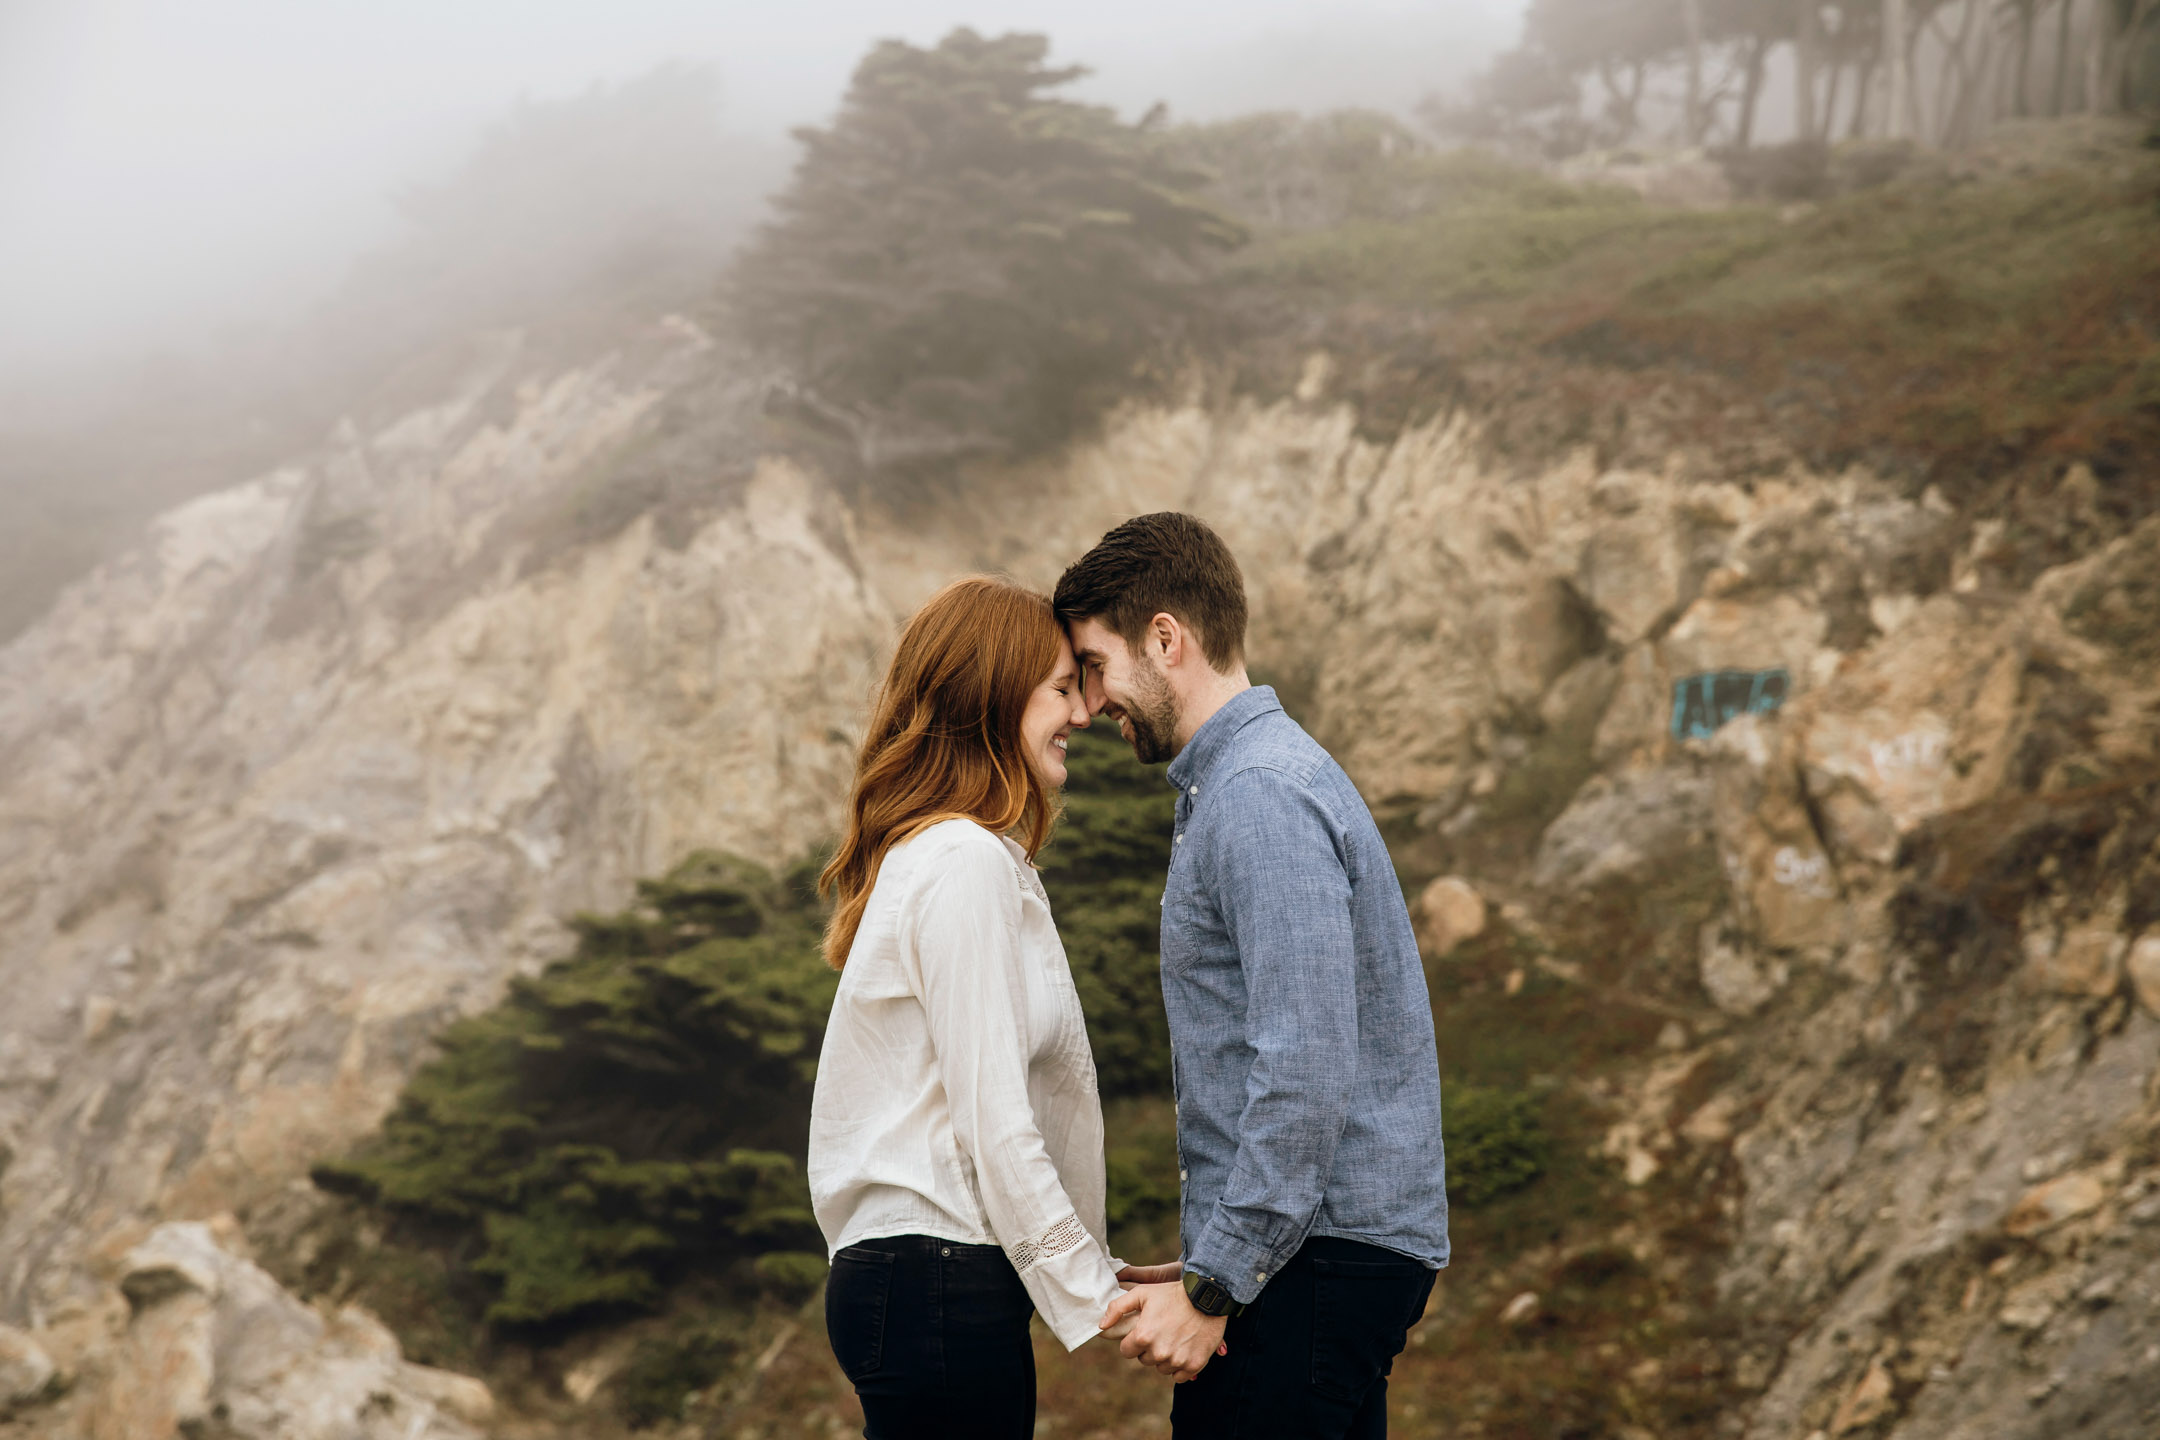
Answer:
[
  {"xmin": 1886, "ymin": 0, "xmax": 1913, "ymax": 138},
  {"xmin": 1822, "ymin": 57, "xmax": 1847, "ymax": 139},
  {"xmin": 1682, "ymin": 0, "xmax": 1708, "ymax": 142},
  {"xmin": 1850, "ymin": 47, "xmax": 1879, "ymax": 137},
  {"xmin": 1956, "ymin": 16, "xmax": 2001, "ymax": 144},
  {"xmin": 2103, "ymin": 0, "xmax": 2160, "ymax": 109},
  {"xmin": 2052, "ymin": 0, "xmax": 2078, "ymax": 113},
  {"xmin": 1738, "ymin": 36, "xmax": 1772, "ymax": 147},
  {"xmin": 2087, "ymin": 0, "xmax": 2115, "ymax": 111},
  {"xmin": 1934, "ymin": 0, "xmax": 1983, "ymax": 143},
  {"xmin": 2015, "ymin": 1, "xmax": 2038, "ymax": 113},
  {"xmin": 1797, "ymin": 0, "xmax": 1823, "ymax": 139}
]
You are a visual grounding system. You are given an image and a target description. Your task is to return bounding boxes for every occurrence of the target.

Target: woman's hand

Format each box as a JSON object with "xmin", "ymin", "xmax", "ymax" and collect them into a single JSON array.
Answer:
[{"xmin": 1115, "ymin": 1261, "xmax": 1183, "ymax": 1288}]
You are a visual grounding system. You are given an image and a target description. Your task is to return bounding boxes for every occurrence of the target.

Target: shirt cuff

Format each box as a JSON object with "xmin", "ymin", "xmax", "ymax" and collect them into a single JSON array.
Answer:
[
  {"xmin": 1023, "ymin": 1241, "xmax": 1128, "ymax": 1352},
  {"xmin": 1185, "ymin": 1223, "xmax": 1289, "ymax": 1307}
]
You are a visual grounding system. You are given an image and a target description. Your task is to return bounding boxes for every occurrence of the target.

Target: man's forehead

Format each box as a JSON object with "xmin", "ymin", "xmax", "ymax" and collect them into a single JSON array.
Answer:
[{"xmin": 1064, "ymin": 617, "xmax": 1116, "ymax": 658}]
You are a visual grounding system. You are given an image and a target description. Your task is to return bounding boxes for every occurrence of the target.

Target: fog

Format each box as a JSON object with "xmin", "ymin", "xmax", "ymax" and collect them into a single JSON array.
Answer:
[{"xmin": 0, "ymin": 0, "xmax": 1525, "ymax": 386}]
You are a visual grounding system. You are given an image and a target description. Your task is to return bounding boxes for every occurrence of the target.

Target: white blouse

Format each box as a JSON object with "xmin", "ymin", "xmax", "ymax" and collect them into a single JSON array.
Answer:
[{"xmin": 807, "ymin": 817, "xmax": 1126, "ymax": 1351}]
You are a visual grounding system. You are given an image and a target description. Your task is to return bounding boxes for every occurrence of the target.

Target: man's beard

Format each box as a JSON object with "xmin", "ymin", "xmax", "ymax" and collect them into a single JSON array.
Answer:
[{"xmin": 1119, "ymin": 660, "xmax": 1180, "ymax": 765}]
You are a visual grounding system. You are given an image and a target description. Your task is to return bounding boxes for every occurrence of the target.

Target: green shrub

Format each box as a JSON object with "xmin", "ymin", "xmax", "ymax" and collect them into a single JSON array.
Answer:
[
  {"xmin": 1101, "ymin": 1096, "xmax": 1182, "ymax": 1258},
  {"xmin": 313, "ymin": 852, "xmax": 836, "ymax": 1328},
  {"xmin": 1039, "ymin": 723, "xmax": 1177, "ymax": 1097},
  {"xmin": 753, "ymin": 1250, "xmax": 830, "ymax": 1303},
  {"xmin": 615, "ymin": 1327, "xmax": 739, "ymax": 1430},
  {"xmin": 1446, "ymin": 1086, "xmax": 1550, "ymax": 1207}
]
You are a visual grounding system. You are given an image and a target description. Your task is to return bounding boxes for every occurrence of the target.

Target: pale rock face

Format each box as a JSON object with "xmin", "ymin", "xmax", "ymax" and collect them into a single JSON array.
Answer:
[
  {"xmin": 1709, "ymin": 717, "xmax": 1842, "ymax": 950},
  {"xmin": 1576, "ymin": 470, "xmax": 1688, "ymax": 644},
  {"xmin": 1791, "ymin": 597, "xmax": 2018, "ymax": 866},
  {"xmin": 0, "ymin": 330, "xmax": 893, "ymax": 1322},
  {"xmin": 1629, "ymin": 513, "xmax": 2160, "ymax": 1440},
  {"xmin": 2002, "ymin": 1168, "xmax": 2110, "ymax": 1238},
  {"xmin": 12, "ymin": 355, "xmax": 1891, "ymax": 1330},
  {"xmin": 1532, "ymin": 764, "xmax": 1715, "ymax": 892},
  {"xmin": 5, "ymin": 330, "xmax": 2159, "ymax": 1440},
  {"xmin": 0, "ymin": 1325, "xmax": 55, "ymax": 1413},
  {"xmin": 1413, "ymin": 877, "xmax": 1488, "ymax": 958},
  {"xmin": 1827, "ymin": 1354, "xmax": 1894, "ymax": 1435},
  {"xmin": 2023, "ymin": 914, "xmax": 2130, "ymax": 998},
  {"xmin": 1698, "ymin": 921, "xmax": 1789, "ymax": 1016},
  {"xmin": 27, "ymin": 1222, "xmax": 488, "ymax": 1440},
  {"xmin": 2128, "ymin": 935, "xmax": 2160, "ymax": 1018}
]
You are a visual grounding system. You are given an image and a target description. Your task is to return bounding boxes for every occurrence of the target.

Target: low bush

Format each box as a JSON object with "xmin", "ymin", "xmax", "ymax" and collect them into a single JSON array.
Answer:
[
  {"xmin": 313, "ymin": 852, "xmax": 835, "ymax": 1328},
  {"xmin": 1444, "ymin": 1085, "xmax": 1551, "ymax": 1207},
  {"xmin": 1040, "ymin": 722, "xmax": 1178, "ymax": 1097}
]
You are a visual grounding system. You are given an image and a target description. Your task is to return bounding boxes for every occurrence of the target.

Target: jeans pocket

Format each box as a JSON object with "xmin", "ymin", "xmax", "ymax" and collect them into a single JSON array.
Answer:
[
  {"xmin": 1309, "ymin": 1256, "xmax": 1425, "ymax": 1405},
  {"xmin": 826, "ymin": 1247, "xmax": 897, "ymax": 1384}
]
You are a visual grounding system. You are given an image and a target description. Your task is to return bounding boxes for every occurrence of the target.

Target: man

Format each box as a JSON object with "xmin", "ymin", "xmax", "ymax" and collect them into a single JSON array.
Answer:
[{"xmin": 1056, "ymin": 512, "xmax": 1449, "ymax": 1440}]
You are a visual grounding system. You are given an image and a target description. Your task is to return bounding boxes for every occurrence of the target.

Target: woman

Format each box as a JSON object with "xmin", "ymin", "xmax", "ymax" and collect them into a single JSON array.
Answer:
[{"xmin": 809, "ymin": 575, "xmax": 1141, "ymax": 1439}]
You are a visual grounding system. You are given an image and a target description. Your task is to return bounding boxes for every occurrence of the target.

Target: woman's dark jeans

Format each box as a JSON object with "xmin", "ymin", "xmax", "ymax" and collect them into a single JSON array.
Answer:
[
  {"xmin": 825, "ymin": 1234, "xmax": 1036, "ymax": 1440},
  {"xmin": 1170, "ymin": 1235, "xmax": 1437, "ymax": 1440}
]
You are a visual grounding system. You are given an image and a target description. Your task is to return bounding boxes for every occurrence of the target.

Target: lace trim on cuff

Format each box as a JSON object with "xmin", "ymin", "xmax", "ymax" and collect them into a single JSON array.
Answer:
[{"xmin": 1009, "ymin": 1215, "xmax": 1089, "ymax": 1274}]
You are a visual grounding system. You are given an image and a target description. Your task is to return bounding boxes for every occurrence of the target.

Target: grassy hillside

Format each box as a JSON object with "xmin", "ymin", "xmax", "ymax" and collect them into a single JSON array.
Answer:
[{"xmin": 1214, "ymin": 118, "xmax": 2160, "ymax": 580}]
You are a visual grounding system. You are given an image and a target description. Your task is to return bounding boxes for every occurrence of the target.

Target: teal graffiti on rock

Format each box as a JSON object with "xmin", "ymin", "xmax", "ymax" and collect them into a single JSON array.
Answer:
[{"xmin": 1670, "ymin": 668, "xmax": 1790, "ymax": 740}]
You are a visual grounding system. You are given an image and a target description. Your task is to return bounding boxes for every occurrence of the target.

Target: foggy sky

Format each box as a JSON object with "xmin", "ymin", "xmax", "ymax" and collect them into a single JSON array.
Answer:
[{"xmin": 0, "ymin": 0, "xmax": 1525, "ymax": 386}]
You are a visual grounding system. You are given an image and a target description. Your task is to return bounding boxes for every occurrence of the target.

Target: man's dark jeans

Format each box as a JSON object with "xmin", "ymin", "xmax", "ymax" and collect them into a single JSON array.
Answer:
[
  {"xmin": 824, "ymin": 1234, "xmax": 1035, "ymax": 1440},
  {"xmin": 1170, "ymin": 1236, "xmax": 1436, "ymax": 1440}
]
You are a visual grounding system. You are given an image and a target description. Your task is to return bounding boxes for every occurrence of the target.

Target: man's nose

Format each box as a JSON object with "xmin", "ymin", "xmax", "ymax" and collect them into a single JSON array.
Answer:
[{"xmin": 1082, "ymin": 672, "xmax": 1108, "ymax": 716}]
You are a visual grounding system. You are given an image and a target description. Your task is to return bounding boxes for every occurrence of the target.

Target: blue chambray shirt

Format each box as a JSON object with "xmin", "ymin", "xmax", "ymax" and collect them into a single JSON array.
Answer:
[{"xmin": 1161, "ymin": 686, "xmax": 1449, "ymax": 1305}]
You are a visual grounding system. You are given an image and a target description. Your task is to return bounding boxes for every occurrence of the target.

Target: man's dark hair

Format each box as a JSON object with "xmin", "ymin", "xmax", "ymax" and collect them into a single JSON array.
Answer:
[{"xmin": 1052, "ymin": 512, "xmax": 1247, "ymax": 672}]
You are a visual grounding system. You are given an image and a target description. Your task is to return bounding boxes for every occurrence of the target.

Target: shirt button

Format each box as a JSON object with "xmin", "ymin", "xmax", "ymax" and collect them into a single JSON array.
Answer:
[
  {"xmin": 1255, "ymin": 1271, "xmax": 1268, "ymax": 1282},
  {"xmin": 1179, "ymin": 1169, "xmax": 1188, "ymax": 1181},
  {"xmin": 1174, "ymin": 834, "xmax": 1183, "ymax": 844},
  {"xmin": 1189, "ymin": 785, "xmax": 1199, "ymax": 796}
]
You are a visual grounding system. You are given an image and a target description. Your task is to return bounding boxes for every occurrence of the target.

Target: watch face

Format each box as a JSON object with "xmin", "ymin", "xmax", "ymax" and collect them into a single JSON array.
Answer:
[{"xmin": 1191, "ymin": 1277, "xmax": 1230, "ymax": 1315}]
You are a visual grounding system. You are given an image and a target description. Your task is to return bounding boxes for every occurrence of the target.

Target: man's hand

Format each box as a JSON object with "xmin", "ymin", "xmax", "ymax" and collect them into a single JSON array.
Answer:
[
  {"xmin": 1099, "ymin": 1282, "xmax": 1228, "ymax": 1382},
  {"xmin": 1115, "ymin": 1261, "xmax": 1183, "ymax": 1287}
]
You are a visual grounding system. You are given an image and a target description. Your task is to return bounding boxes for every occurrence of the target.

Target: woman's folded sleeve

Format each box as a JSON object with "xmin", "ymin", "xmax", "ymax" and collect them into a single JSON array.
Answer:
[{"xmin": 900, "ymin": 839, "xmax": 1125, "ymax": 1350}]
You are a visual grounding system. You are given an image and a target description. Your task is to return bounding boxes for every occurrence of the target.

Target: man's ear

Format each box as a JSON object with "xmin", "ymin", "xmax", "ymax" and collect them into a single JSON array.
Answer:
[{"xmin": 1150, "ymin": 612, "xmax": 1183, "ymax": 668}]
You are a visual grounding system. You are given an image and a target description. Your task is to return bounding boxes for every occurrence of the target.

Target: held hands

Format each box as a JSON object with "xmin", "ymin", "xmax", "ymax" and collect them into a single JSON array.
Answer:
[
  {"xmin": 1115, "ymin": 1261, "xmax": 1184, "ymax": 1287},
  {"xmin": 1099, "ymin": 1282, "xmax": 1229, "ymax": 1383}
]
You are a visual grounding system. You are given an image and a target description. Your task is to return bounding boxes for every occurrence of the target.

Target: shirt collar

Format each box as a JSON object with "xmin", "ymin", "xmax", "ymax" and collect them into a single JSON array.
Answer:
[{"xmin": 1166, "ymin": 685, "xmax": 1281, "ymax": 794}]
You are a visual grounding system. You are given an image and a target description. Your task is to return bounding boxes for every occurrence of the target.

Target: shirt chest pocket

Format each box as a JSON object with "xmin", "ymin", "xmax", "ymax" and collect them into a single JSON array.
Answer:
[{"xmin": 1157, "ymin": 846, "xmax": 1224, "ymax": 975}]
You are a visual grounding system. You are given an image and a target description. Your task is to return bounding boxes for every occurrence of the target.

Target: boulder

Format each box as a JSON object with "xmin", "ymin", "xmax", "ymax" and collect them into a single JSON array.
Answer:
[
  {"xmin": 0, "ymin": 1325, "xmax": 56, "ymax": 1414},
  {"xmin": 1414, "ymin": 877, "xmax": 1488, "ymax": 958},
  {"xmin": 76, "ymin": 1221, "xmax": 488, "ymax": 1440},
  {"xmin": 1827, "ymin": 1354, "xmax": 1894, "ymax": 1435},
  {"xmin": 2003, "ymin": 1169, "xmax": 2110, "ymax": 1238},
  {"xmin": 1532, "ymin": 765, "xmax": 1714, "ymax": 893},
  {"xmin": 1708, "ymin": 715, "xmax": 1843, "ymax": 952},
  {"xmin": 1699, "ymin": 922, "xmax": 1789, "ymax": 1016},
  {"xmin": 2023, "ymin": 916, "xmax": 2129, "ymax": 998},
  {"xmin": 2128, "ymin": 934, "xmax": 2160, "ymax": 1018},
  {"xmin": 1795, "ymin": 596, "xmax": 2021, "ymax": 867},
  {"xmin": 1997, "ymin": 1269, "xmax": 2079, "ymax": 1331},
  {"xmin": 1575, "ymin": 471, "xmax": 1685, "ymax": 644}
]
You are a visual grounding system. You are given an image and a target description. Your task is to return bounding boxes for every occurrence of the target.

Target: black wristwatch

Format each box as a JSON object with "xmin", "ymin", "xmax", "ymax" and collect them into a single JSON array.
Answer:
[{"xmin": 1182, "ymin": 1268, "xmax": 1245, "ymax": 1318}]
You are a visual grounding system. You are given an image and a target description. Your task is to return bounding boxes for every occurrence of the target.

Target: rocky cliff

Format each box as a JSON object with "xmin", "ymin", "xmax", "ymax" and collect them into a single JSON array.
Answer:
[{"xmin": 1, "ymin": 301, "xmax": 2156, "ymax": 1437}]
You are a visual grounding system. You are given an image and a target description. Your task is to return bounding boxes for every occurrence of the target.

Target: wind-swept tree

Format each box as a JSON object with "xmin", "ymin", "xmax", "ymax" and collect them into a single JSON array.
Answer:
[{"xmin": 730, "ymin": 29, "xmax": 1244, "ymax": 466}]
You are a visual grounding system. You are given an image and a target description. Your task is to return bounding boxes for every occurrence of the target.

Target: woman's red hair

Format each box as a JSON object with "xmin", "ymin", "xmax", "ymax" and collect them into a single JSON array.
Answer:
[{"xmin": 819, "ymin": 575, "xmax": 1063, "ymax": 969}]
